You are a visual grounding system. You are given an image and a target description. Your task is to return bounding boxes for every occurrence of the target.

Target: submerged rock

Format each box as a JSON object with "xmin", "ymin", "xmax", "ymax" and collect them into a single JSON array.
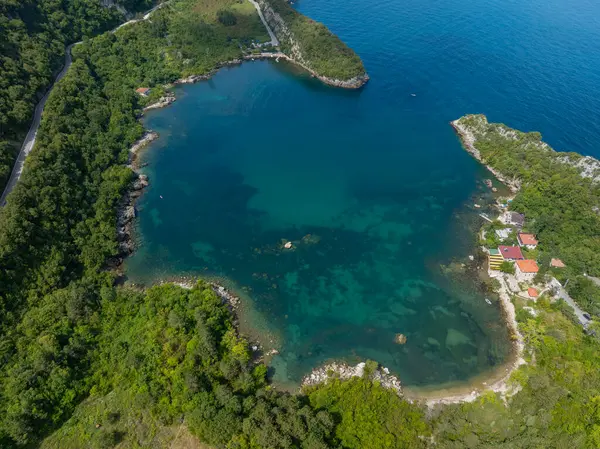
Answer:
[{"xmin": 395, "ymin": 333, "xmax": 408, "ymax": 344}]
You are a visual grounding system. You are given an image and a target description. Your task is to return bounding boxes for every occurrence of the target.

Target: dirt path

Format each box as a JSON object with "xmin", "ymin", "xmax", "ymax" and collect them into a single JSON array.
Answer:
[{"xmin": 0, "ymin": 3, "xmax": 168, "ymax": 207}]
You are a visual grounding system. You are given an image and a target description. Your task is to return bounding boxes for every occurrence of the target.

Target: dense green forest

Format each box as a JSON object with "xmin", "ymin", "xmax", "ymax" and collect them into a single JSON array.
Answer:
[
  {"xmin": 0, "ymin": 0, "xmax": 598, "ymax": 447},
  {"xmin": 35, "ymin": 283, "xmax": 600, "ymax": 449},
  {"xmin": 40, "ymin": 282, "xmax": 341, "ymax": 448},
  {"xmin": 0, "ymin": 0, "xmax": 153, "ymax": 190},
  {"xmin": 0, "ymin": 0, "xmax": 371, "ymax": 446}
]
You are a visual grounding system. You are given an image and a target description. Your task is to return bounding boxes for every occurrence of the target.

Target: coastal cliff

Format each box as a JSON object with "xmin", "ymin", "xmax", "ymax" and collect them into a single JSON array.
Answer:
[{"xmin": 257, "ymin": 0, "xmax": 368, "ymax": 88}]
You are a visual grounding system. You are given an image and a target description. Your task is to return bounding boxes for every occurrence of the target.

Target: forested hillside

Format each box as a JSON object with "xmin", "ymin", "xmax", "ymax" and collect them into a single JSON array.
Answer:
[
  {"xmin": 0, "ymin": 0, "xmax": 153, "ymax": 189},
  {"xmin": 0, "ymin": 0, "xmax": 369, "ymax": 446}
]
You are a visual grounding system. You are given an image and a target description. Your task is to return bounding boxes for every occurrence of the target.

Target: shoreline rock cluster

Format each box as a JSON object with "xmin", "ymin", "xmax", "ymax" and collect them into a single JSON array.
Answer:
[
  {"xmin": 143, "ymin": 94, "xmax": 176, "ymax": 111},
  {"xmin": 210, "ymin": 283, "xmax": 241, "ymax": 309},
  {"xmin": 116, "ymin": 173, "xmax": 148, "ymax": 256},
  {"xmin": 170, "ymin": 279, "xmax": 242, "ymax": 311},
  {"xmin": 174, "ymin": 59, "xmax": 243, "ymax": 85},
  {"xmin": 302, "ymin": 361, "xmax": 403, "ymax": 395},
  {"xmin": 128, "ymin": 131, "xmax": 158, "ymax": 161},
  {"xmin": 115, "ymin": 130, "xmax": 158, "ymax": 260}
]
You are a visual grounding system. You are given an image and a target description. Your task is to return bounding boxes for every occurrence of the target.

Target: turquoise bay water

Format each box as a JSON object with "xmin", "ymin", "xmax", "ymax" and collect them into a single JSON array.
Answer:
[{"xmin": 127, "ymin": 0, "xmax": 600, "ymax": 386}]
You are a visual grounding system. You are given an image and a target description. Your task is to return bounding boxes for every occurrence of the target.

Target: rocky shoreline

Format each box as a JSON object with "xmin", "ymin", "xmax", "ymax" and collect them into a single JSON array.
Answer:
[
  {"xmin": 143, "ymin": 94, "xmax": 176, "ymax": 111},
  {"xmin": 172, "ymin": 53, "xmax": 368, "ymax": 90},
  {"xmin": 302, "ymin": 361, "xmax": 403, "ymax": 395},
  {"xmin": 174, "ymin": 59, "xmax": 244, "ymax": 85},
  {"xmin": 243, "ymin": 52, "xmax": 369, "ymax": 89},
  {"xmin": 116, "ymin": 172, "xmax": 148, "ymax": 257},
  {"xmin": 451, "ymin": 119, "xmax": 521, "ymax": 192},
  {"xmin": 114, "ymin": 130, "xmax": 159, "ymax": 259},
  {"xmin": 169, "ymin": 279, "xmax": 242, "ymax": 310}
]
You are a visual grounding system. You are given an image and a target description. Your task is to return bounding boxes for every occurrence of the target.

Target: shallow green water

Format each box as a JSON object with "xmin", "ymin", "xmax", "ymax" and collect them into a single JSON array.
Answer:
[{"xmin": 126, "ymin": 61, "xmax": 511, "ymax": 387}]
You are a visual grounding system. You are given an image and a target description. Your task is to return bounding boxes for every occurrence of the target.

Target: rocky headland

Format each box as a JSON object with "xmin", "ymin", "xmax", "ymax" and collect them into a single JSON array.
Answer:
[
  {"xmin": 451, "ymin": 118, "xmax": 522, "ymax": 192},
  {"xmin": 255, "ymin": 0, "xmax": 368, "ymax": 89},
  {"xmin": 452, "ymin": 114, "xmax": 600, "ymax": 186}
]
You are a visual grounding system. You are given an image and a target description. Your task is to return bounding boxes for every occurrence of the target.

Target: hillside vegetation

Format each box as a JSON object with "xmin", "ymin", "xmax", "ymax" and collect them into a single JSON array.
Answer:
[
  {"xmin": 40, "ymin": 282, "xmax": 343, "ymax": 449},
  {"xmin": 0, "ymin": 0, "xmax": 370, "ymax": 447},
  {"xmin": 0, "ymin": 0, "xmax": 153, "ymax": 190}
]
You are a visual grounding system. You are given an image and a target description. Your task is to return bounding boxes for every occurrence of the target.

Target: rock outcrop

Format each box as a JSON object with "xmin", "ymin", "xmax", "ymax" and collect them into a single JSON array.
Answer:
[
  {"xmin": 129, "ymin": 131, "xmax": 158, "ymax": 157},
  {"xmin": 174, "ymin": 60, "xmax": 243, "ymax": 85},
  {"xmin": 302, "ymin": 361, "xmax": 402, "ymax": 395},
  {"xmin": 101, "ymin": 0, "xmax": 130, "ymax": 18},
  {"xmin": 144, "ymin": 94, "xmax": 176, "ymax": 111}
]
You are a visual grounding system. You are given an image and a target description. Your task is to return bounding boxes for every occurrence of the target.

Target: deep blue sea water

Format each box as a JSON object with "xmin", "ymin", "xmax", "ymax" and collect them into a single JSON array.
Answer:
[{"xmin": 127, "ymin": 0, "xmax": 600, "ymax": 387}]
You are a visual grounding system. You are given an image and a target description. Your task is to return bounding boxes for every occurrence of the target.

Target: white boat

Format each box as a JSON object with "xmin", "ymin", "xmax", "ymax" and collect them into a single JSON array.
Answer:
[{"xmin": 485, "ymin": 298, "xmax": 492, "ymax": 305}]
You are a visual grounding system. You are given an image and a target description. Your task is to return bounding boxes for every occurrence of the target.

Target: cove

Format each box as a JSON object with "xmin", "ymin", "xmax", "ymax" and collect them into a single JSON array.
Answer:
[
  {"xmin": 127, "ymin": 0, "xmax": 600, "ymax": 387},
  {"xmin": 126, "ymin": 60, "xmax": 512, "ymax": 387}
]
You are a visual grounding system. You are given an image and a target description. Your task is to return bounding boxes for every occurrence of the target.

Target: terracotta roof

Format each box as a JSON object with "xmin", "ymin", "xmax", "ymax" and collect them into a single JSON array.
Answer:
[
  {"xmin": 136, "ymin": 87, "xmax": 151, "ymax": 94},
  {"xmin": 516, "ymin": 259, "xmax": 539, "ymax": 273},
  {"xmin": 528, "ymin": 288, "xmax": 539, "ymax": 298},
  {"xmin": 550, "ymin": 258, "xmax": 566, "ymax": 268},
  {"xmin": 518, "ymin": 233, "xmax": 538, "ymax": 246},
  {"xmin": 498, "ymin": 245, "xmax": 524, "ymax": 260}
]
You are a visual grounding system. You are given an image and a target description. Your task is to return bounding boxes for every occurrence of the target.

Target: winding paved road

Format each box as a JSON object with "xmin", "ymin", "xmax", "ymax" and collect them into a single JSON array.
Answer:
[{"xmin": 0, "ymin": 3, "xmax": 167, "ymax": 207}]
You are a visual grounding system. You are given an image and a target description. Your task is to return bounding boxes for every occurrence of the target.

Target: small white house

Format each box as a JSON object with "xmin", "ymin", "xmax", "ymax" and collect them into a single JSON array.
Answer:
[{"xmin": 495, "ymin": 228, "xmax": 512, "ymax": 241}]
